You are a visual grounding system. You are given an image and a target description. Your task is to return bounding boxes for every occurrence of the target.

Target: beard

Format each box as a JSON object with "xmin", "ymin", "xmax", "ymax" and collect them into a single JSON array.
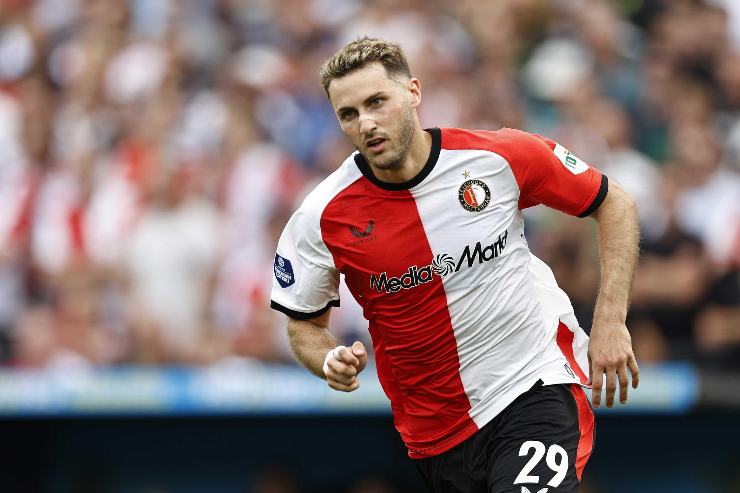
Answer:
[{"xmin": 361, "ymin": 103, "xmax": 416, "ymax": 171}]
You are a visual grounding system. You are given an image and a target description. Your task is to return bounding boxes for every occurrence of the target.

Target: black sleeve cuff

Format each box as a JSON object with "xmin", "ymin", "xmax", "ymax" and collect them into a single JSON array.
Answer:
[
  {"xmin": 578, "ymin": 174, "xmax": 609, "ymax": 218},
  {"xmin": 270, "ymin": 299, "xmax": 340, "ymax": 320}
]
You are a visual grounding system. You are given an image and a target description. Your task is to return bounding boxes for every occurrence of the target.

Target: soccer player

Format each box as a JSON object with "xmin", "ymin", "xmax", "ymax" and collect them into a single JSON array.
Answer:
[{"xmin": 270, "ymin": 38, "xmax": 639, "ymax": 493}]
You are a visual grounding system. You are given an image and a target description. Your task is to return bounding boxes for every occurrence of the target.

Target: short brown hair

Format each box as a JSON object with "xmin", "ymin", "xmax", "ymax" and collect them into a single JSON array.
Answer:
[{"xmin": 320, "ymin": 37, "xmax": 411, "ymax": 93}]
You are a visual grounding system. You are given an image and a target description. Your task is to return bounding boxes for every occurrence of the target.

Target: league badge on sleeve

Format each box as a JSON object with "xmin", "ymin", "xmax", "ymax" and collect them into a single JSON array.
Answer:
[
  {"xmin": 553, "ymin": 144, "xmax": 589, "ymax": 175},
  {"xmin": 274, "ymin": 254, "xmax": 295, "ymax": 288}
]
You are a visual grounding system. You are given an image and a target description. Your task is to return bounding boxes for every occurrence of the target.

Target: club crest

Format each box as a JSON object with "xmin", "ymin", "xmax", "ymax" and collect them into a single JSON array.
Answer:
[{"xmin": 458, "ymin": 179, "xmax": 491, "ymax": 212}]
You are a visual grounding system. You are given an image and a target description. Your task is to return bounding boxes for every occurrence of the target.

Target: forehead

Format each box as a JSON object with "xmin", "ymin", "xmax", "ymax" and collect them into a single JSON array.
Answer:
[{"xmin": 327, "ymin": 63, "xmax": 401, "ymax": 109}]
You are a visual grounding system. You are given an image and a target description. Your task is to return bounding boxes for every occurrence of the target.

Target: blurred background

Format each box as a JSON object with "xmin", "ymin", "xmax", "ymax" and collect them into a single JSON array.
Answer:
[{"xmin": 0, "ymin": 0, "xmax": 738, "ymax": 491}]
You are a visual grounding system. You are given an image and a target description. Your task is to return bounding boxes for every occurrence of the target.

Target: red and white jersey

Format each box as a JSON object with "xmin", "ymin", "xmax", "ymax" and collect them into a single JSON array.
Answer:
[{"xmin": 271, "ymin": 128, "xmax": 607, "ymax": 458}]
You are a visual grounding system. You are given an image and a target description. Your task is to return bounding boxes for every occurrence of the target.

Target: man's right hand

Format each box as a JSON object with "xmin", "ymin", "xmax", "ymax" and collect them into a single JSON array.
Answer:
[{"xmin": 323, "ymin": 341, "xmax": 368, "ymax": 392}]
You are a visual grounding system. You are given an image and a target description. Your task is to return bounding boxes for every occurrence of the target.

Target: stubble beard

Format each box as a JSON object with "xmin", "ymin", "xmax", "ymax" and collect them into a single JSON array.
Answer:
[{"xmin": 362, "ymin": 103, "xmax": 416, "ymax": 172}]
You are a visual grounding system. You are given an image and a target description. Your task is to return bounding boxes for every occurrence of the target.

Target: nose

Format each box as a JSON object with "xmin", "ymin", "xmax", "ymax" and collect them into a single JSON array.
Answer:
[{"xmin": 359, "ymin": 114, "xmax": 377, "ymax": 134}]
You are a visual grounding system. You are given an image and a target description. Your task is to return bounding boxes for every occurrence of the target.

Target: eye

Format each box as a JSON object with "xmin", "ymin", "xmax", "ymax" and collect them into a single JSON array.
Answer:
[
  {"xmin": 369, "ymin": 98, "xmax": 383, "ymax": 108},
  {"xmin": 339, "ymin": 110, "xmax": 356, "ymax": 121}
]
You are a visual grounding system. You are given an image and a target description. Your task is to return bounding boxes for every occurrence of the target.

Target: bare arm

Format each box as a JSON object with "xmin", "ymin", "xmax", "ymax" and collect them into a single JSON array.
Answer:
[
  {"xmin": 588, "ymin": 180, "xmax": 640, "ymax": 407},
  {"xmin": 287, "ymin": 309, "xmax": 338, "ymax": 378},
  {"xmin": 287, "ymin": 308, "xmax": 367, "ymax": 391}
]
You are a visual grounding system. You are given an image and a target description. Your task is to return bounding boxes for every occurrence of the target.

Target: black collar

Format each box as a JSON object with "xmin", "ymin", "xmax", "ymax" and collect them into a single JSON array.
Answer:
[{"xmin": 353, "ymin": 128, "xmax": 441, "ymax": 191}]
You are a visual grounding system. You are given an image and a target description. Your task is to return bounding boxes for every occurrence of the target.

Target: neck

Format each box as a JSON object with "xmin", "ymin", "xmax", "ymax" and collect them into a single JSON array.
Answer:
[{"xmin": 373, "ymin": 126, "xmax": 432, "ymax": 183}]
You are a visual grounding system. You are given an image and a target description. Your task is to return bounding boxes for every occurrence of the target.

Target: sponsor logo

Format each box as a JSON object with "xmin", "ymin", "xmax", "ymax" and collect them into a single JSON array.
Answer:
[
  {"xmin": 553, "ymin": 143, "xmax": 588, "ymax": 175},
  {"xmin": 432, "ymin": 253, "xmax": 455, "ymax": 276},
  {"xmin": 349, "ymin": 220, "xmax": 377, "ymax": 246},
  {"xmin": 455, "ymin": 230, "xmax": 508, "ymax": 272},
  {"xmin": 370, "ymin": 265, "xmax": 434, "ymax": 293},
  {"xmin": 349, "ymin": 220, "xmax": 374, "ymax": 238},
  {"xmin": 274, "ymin": 254, "xmax": 295, "ymax": 288},
  {"xmin": 369, "ymin": 230, "xmax": 508, "ymax": 293},
  {"xmin": 458, "ymin": 179, "xmax": 491, "ymax": 212}
]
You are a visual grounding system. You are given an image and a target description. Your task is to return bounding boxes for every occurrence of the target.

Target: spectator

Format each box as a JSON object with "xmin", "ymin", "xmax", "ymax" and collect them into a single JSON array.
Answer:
[{"xmin": 0, "ymin": 0, "xmax": 735, "ymax": 369}]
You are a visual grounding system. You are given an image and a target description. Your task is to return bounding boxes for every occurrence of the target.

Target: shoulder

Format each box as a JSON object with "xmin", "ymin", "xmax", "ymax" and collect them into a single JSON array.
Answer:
[
  {"xmin": 441, "ymin": 127, "xmax": 555, "ymax": 159},
  {"xmin": 292, "ymin": 153, "xmax": 363, "ymax": 225},
  {"xmin": 440, "ymin": 127, "xmax": 562, "ymax": 178}
]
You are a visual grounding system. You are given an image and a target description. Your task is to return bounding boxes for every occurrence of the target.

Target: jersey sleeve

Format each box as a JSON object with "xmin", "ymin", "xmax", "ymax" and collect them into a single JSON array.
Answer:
[
  {"xmin": 270, "ymin": 205, "xmax": 340, "ymax": 320},
  {"xmin": 503, "ymin": 129, "xmax": 608, "ymax": 217}
]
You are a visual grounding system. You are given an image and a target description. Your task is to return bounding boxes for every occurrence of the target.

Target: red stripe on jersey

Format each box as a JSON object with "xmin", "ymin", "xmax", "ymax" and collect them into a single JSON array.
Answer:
[
  {"xmin": 441, "ymin": 128, "xmax": 603, "ymax": 216},
  {"xmin": 570, "ymin": 384, "xmax": 595, "ymax": 480},
  {"xmin": 556, "ymin": 322, "xmax": 588, "ymax": 385},
  {"xmin": 319, "ymin": 177, "xmax": 475, "ymax": 458}
]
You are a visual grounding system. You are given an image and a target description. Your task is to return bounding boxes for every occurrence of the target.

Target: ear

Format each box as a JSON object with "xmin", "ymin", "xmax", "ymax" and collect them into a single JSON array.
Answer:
[{"xmin": 407, "ymin": 77, "xmax": 422, "ymax": 108}]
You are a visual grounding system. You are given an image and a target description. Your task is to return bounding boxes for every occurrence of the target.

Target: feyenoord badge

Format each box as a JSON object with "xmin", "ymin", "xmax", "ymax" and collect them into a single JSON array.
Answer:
[{"xmin": 458, "ymin": 179, "xmax": 491, "ymax": 212}]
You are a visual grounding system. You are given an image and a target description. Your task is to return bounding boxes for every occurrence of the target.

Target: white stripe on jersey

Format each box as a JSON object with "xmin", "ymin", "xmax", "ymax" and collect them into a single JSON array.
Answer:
[{"xmin": 410, "ymin": 148, "xmax": 586, "ymax": 428}]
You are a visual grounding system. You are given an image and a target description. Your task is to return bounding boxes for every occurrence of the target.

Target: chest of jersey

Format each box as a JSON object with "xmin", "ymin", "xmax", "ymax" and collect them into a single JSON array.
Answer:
[{"xmin": 320, "ymin": 149, "xmax": 524, "ymax": 310}]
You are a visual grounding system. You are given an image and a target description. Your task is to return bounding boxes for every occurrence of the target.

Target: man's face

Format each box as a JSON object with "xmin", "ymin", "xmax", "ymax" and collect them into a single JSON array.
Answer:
[{"xmin": 327, "ymin": 63, "xmax": 418, "ymax": 172}]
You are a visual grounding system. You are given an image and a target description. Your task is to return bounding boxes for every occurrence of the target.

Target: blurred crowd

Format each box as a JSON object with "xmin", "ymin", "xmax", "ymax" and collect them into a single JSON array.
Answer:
[{"xmin": 0, "ymin": 0, "xmax": 738, "ymax": 371}]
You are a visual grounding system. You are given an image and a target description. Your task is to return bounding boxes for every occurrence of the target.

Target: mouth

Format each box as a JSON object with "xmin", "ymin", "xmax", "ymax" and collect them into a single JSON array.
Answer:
[{"xmin": 365, "ymin": 137, "xmax": 387, "ymax": 153}]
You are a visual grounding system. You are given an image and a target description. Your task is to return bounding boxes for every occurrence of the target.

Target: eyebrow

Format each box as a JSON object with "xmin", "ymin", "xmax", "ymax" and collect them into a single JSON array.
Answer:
[{"xmin": 336, "ymin": 92, "xmax": 385, "ymax": 115}]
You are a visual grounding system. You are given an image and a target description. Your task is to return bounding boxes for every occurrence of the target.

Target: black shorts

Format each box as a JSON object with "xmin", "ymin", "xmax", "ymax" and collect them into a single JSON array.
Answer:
[{"xmin": 414, "ymin": 381, "xmax": 595, "ymax": 493}]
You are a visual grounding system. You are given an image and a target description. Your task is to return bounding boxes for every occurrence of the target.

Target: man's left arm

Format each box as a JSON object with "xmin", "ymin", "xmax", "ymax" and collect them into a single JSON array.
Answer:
[
  {"xmin": 498, "ymin": 130, "xmax": 641, "ymax": 407},
  {"xmin": 588, "ymin": 180, "xmax": 640, "ymax": 408}
]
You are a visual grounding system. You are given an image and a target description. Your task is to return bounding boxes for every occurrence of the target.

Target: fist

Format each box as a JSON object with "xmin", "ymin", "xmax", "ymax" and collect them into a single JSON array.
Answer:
[{"xmin": 323, "ymin": 341, "xmax": 368, "ymax": 392}]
